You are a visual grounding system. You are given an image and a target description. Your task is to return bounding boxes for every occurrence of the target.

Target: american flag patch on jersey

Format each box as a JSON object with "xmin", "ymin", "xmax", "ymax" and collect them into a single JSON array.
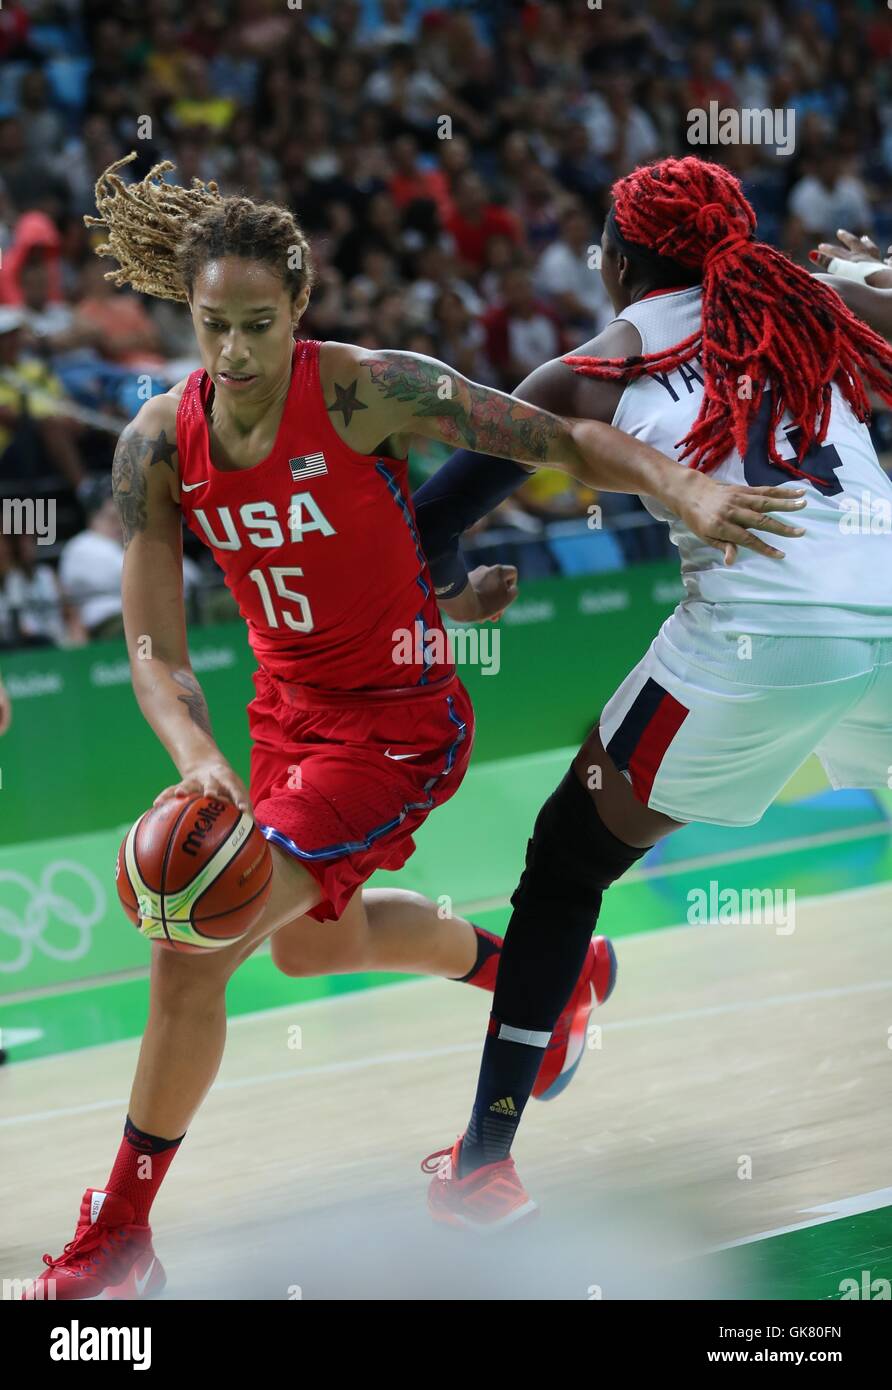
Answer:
[{"xmin": 289, "ymin": 451, "xmax": 328, "ymax": 480}]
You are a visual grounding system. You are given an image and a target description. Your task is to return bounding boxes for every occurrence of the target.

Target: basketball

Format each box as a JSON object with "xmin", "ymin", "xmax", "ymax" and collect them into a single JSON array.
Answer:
[{"xmin": 115, "ymin": 795, "xmax": 273, "ymax": 953}]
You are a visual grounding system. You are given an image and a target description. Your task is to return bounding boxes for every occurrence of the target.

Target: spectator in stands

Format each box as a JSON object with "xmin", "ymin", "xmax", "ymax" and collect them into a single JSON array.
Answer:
[
  {"xmin": 514, "ymin": 469, "xmax": 599, "ymax": 523},
  {"xmin": 364, "ymin": 43, "xmax": 457, "ymax": 141},
  {"xmin": 169, "ymin": 54, "xmax": 237, "ymax": 136},
  {"xmin": 0, "ymin": 531, "xmax": 73, "ymax": 648},
  {"xmin": 388, "ymin": 134, "xmax": 453, "ymax": 224},
  {"xmin": 0, "ymin": 116, "xmax": 67, "ymax": 222},
  {"xmin": 18, "ymin": 255, "xmax": 101, "ymax": 357},
  {"xmin": 431, "ymin": 289, "xmax": 496, "ymax": 384},
  {"xmin": 59, "ymin": 472, "xmax": 207, "ymax": 641},
  {"xmin": 73, "ymin": 260, "xmax": 166, "ymax": 369},
  {"xmin": 552, "ymin": 120, "xmax": 612, "ymax": 203},
  {"xmin": 534, "ymin": 205, "xmax": 613, "ymax": 338},
  {"xmin": 18, "ymin": 70, "xmax": 66, "ymax": 163},
  {"xmin": 358, "ymin": 0, "xmax": 417, "ymax": 54},
  {"xmin": 444, "ymin": 171, "xmax": 523, "ymax": 277},
  {"xmin": 0, "ymin": 208, "xmax": 64, "ymax": 307},
  {"xmin": 57, "ymin": 116, "xmax": 122, "ymax": 223},
  {"xmin": 481, "ymin": 233, "xmax": 527, "ymax": 303},
  {"xmin": 574, "ymin": 73, "xmax": 659, "ymax": 179},
  {"xmin": 508, "ymin": 162, "xmax": 565, "ymax": 260},
  {"xmin": 0, "ymin": 307, "xmax": 86, "ymax": 492},
  {"xmin": 786, "ymin": 148, "xmax": 874, "ymax": 259},
  {"xmin": 58, "ymin": 476, "xmax": 126, "ymax": 642},
  {"xmin": 404, "ymin": 242, "xmax": 482, "ymax": 322},
  {"xmin": 481, "ymin": 266, "xmax": 563, "ymax": 387}
]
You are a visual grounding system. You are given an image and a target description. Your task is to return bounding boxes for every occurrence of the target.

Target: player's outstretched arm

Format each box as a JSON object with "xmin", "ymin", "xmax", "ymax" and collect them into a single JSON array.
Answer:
[
  {"xmin": 353, "ymin": 348, "xmax": 809, "ymax": 567},
  {"xmin": 112, "ymin": 396, "xmax": 250, "ymax": 811},
  {"xmin": 811, "ymin": 229, "xmax": 892, "ymax": 289}
]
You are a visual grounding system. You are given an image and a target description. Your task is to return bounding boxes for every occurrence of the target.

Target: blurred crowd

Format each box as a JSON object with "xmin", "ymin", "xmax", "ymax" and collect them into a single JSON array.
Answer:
[{"xmin": 1, "ymin": 0, "xmax": 892, "ymax": 649}]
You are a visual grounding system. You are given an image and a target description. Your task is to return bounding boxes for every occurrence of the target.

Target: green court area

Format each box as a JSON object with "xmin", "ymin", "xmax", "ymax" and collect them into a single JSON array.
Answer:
[
  {"xmin": 699, "ymin": 1202, "xmax": 892, "ymax": 1301},
  {"xmin": 3, "ymin": 747, "xmax": 891, "ymax": 1061}
]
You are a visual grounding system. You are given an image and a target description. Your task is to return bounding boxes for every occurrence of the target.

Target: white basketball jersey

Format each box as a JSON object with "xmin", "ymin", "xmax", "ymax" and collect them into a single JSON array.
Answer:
[{"xmin": 611, "ymin": 286, "xmax": 892, "ymax": 635}]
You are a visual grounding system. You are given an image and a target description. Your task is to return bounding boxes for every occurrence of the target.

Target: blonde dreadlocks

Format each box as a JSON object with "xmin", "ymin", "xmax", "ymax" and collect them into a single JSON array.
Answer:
[{"xmin": 84, "ymin": 151, "xmax": 315, "ymax": 305}]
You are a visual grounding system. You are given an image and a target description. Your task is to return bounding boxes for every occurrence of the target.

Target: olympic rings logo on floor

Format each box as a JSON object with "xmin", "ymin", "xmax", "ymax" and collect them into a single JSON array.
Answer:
[{"xmin": 0, "ymin": 861, "xmax": 106, "ymax": 974}]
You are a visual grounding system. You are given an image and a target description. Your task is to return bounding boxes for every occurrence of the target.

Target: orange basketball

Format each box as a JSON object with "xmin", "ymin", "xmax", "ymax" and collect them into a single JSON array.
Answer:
[{"xmin": 116, "ymin": 795, "xmax": 273, "ymax": 953}]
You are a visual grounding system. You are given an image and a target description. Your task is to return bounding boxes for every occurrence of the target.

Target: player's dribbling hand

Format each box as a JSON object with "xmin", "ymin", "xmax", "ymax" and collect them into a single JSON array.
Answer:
[
  {"xmin": 672, "ymin": 473, "xmax": 808, "ymax": 565},
  {"xmin": 153, "ymin": 759, "xmax": 253, "ymax": 815},
  {"xmin": 439, "ymin": 564, "xmax": 519, "ymax": 623}
]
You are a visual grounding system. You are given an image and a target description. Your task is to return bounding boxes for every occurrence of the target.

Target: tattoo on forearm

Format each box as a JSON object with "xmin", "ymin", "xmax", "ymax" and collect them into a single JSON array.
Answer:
[
  {"xmin": 364, "ymin": 353, "xmax": 566, "ymax": 461},
  {"xmin": 327, "ymin": 380, "xmax": 368, "ymax": 427},
  {"xmin": 171, "ymin": 669, "xmax": 213, "ymax": 737}
]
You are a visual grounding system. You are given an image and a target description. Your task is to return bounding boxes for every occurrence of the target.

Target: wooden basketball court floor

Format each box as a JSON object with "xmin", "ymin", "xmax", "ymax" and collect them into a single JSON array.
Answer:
[
  {"xmin": 2, "ymin": 749, "xmax": 892, "ymax": 1299},
  {"xmin": 1, "ymin": 750, "xmax": 889, "ymax": 1301}
]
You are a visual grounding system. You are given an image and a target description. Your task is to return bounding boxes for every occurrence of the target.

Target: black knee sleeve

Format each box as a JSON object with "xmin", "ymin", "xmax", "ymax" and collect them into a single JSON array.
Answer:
[{"xmin": 511, "ymin": 765, "xmax": 649, "ymax": 916}]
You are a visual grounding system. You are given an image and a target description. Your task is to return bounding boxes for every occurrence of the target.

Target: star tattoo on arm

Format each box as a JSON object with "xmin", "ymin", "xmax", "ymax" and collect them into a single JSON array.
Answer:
[
  {"xmin": 148, "ymin": 429, "xmax": 177, "ymax": 472},
  {"xmin": 327, "ymin": 380, "xmax": 368, "ymax": 428}
]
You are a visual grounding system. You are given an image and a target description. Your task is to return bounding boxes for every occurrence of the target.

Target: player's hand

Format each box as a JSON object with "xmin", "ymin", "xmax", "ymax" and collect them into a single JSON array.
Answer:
[
  {"xmin": 0, "ymin": 679, "xmax": 11, "ymax": 736},
  {"xmin": 810, "ymin": 229, "xmax": 891, "ymax": 271},
  {"xmin": 439, "ymin": 564, "xmax": 518, "ymax": 623},
  {"xmin": 671, "ymin": 473, "xmax": 807, "ymax": 565},
  {"xmin": 154, "ymin": 759, "xmax": 253, "ymax": 815}
]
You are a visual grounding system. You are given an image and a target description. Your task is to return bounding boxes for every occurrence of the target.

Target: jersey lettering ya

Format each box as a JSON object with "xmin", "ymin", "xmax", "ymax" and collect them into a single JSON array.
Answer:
[
  {"xmin": 175, "ymin": 339, "xmax": 448, "ymax": 688},
  {"xmin": 611, "ymin": 287, "xmax": 892, "ymax": 635}
]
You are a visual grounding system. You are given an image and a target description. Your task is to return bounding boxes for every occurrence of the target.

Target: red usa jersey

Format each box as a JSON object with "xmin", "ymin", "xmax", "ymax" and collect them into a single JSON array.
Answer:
[{"xmin": 175, "ymin": 338, "xmax": 449, "ymax": 690}]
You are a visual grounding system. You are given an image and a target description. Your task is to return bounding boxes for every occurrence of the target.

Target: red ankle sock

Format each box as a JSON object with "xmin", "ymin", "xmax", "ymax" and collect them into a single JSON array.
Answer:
[
  {"xmin": 104, "ymin": 1117, "xmax": 185, "ymax": 1225},
  {"xmin": 456, "ymin": 925, "xmax": 503, "ymax": 991}
]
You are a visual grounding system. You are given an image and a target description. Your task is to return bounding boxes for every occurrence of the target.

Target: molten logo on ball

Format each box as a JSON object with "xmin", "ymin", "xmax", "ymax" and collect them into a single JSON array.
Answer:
[
  {"xmin": 116, "ymin": 795, "xmax": 273, "ymax": 953},
  {"xmin": 182, "ymin": 798, "xmax": 228, "ymax": 857}
]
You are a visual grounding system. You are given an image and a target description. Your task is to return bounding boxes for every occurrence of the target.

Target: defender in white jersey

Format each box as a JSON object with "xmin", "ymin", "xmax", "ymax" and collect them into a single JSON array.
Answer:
[
  {"xmin": 594, "ymin": 280, "xmax": 892, "ymax": 825},
  {"xmin": 419, "ymin": 154, "xmax": 892, "ymax": 1228}
]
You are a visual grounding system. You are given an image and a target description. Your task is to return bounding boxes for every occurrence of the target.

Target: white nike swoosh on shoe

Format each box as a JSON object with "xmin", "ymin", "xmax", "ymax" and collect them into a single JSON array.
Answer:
[
  {"xmin": 133, "ymin": 1257, "xmax": 156, "ymax": 1296},
  {"xmin": 384, "ymin": 749, "xmax": 420, "ymax": 760},
  {"xmin": 181, "ymin": 480, "xmax": 210, "ymax": 493}
]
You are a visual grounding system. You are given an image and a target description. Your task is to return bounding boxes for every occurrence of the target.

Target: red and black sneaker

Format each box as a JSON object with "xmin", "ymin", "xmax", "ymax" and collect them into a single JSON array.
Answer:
[
  {"xmin": 422, "ymin": 1136, "xmax": 538, "ymax": 1232},
  {"xmin": 25, "ymin": 1189, "xmax": 166, "ymax": 1301},
  {"xmin": 532, "ymin": 935, "xmax": 617, "ymax": 1101}
]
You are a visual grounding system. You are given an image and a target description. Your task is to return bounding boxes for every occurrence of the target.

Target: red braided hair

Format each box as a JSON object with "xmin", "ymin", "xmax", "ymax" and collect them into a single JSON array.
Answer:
[{"xmin": 564, "ymin": 156, "xmax": 892, "ymax": 480}]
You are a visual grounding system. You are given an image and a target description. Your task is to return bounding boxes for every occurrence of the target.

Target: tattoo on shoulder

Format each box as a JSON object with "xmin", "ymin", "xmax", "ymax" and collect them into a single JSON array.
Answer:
[
  {"xmin": 171, "ymin": 669, "xmax": 213, "ymax": 737},
  {"xmin": 362, "ymin": 351, "xmax": 563, "ymax": 460},
  {"xmin": 112, "ymin": 426, "xmax": 149, "ymax": 545},
  {"xmin": 112, "ymin": 423, "xmax": 177, "ymax": 546},
  {"xmin": 148, "ymin": 429, "xmax": 177, "ymax": 472},
  {"xmin": 326, "ymin": 380, "xmax": 368, "ymax": 427}
]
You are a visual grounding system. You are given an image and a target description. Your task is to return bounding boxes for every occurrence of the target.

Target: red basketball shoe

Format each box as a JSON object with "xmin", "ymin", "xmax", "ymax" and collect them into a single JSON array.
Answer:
[
  {"xmin": 532, "ymin": 935, "xmax": 617, "ymax": 1101},
  {"xmin": 422, "ymin": 1136, "xmax": 538, "ymax": 1232},
  {"xmin": 25, "ymin": 1189, "xmax": 166, "ymax": 1301}
]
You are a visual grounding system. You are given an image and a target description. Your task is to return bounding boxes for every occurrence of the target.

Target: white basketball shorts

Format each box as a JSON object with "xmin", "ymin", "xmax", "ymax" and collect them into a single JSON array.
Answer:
[{"xmin": 599, "ymin": 606, "xmax": 892, "ymax": 827}]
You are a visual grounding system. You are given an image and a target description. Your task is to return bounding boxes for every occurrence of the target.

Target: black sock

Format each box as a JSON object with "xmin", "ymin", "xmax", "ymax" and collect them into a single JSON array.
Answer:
[{"xmin": 459, "ymin": 768, "xmax": 649, "ymax": 1176}]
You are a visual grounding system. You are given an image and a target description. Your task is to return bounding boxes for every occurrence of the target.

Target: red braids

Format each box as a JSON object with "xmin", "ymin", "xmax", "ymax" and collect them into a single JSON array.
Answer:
[{"xmin": 564, "ymin": 156, "xmax": 892, "ymax": 480}]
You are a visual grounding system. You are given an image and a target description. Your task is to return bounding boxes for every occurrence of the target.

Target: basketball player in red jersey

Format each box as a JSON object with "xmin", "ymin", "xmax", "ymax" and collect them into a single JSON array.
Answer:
[{"xmin": 28, "ymin": 156, "xmax": 807, "ymax": 1298}]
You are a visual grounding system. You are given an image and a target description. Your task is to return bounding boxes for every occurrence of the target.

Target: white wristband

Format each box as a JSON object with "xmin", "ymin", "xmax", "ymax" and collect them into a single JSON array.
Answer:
[{"xmin": 825, "ymin": 256, "xmax": 885, "ymax": 284}]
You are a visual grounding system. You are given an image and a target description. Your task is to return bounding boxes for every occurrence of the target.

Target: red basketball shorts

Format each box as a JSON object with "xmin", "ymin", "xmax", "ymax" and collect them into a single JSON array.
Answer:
[{"xmin": 247, "ymin": 666, "xmax": 475, "ymax": 921}]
